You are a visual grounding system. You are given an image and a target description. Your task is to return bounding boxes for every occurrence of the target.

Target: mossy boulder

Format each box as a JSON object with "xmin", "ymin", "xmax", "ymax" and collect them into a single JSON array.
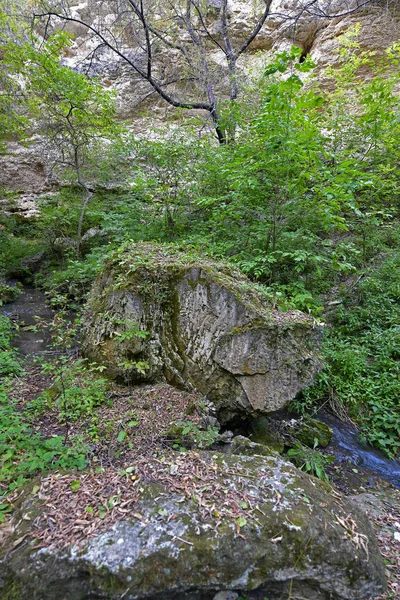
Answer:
[
  {"xmin": 249, "ymin": 416, "xmax": 286, "ymax": 452},
  {"xmin": 288, "ymin": 416, "xmax": 333, "ymax": 448},
  {"xmin": 82, "ymin": 243, "xmax": 323, "ymax": 423},
  {"xmin": 0, "ymin": 452, "xmax": 386, "ymax": 600},
  {"xmin": 0, "ymin": 283, "xmax": 22, "ymax": 305},
  {"xmin": 227, "ymin": 434, "xmax": 277, "ymax": 457},
  {"xmin": 249, "ymin": 415, "xmax": 333, "ymax": 451}
]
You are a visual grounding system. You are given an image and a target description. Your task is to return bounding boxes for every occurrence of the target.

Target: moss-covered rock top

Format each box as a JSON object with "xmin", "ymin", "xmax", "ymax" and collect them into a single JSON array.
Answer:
[{"xmin": 104, "ymin": 242, "xmax": 317, "ymax": 325}]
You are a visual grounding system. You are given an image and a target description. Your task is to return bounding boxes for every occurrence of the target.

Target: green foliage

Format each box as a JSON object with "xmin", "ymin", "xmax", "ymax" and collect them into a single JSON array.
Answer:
[
  {"xmin": 0, "ymin": 233, "xmax": 44, "ymax": 279},
  {"xmin": 1, "ymin": 27, "xmax": 126, "ymax": 256},
  {"xmin": 0, "ymin": 386, "xmax": 88, "ymax": 499},
  {"xmin": 34, "ymin": 358, "xmax": 110, "ymax": 423},
  {"xmin": 299, "ymin": 250, "xmax": 400, "ymax": 458},
  {"xmin": 287, "ymin": 441, "xmax": 334, "ymax": 482},
  {"xmin": 0, "ymin": 314, "xmax": 89, "ymax": 499},
  {"xmin": 1, "ymin": 29, "xmax": 399, "ymax": 462},
  {"xmin": 170, "ymin": 420, "xmax": 220, "ymax": 450},
  {"xmin": 0, "ymin": 282, "xmax": 21, "ymax": 305},
  {"xmin": 36, "ymin": 247, "xmax": 107, "ymax": 308},
  {"xmin": 3, "ymin": 30, "xmax": 121, "ymax": 174},
  {"xmin": 0, "ymin": 314, "xmax": 22, "ymax": 377},
  {"xmin": 0, "ymin": 6, "xmax": 31, "ymax": 152},
  {"xmin": 134, "ymin": 133, "xmax": 205, "ymax": 239}
]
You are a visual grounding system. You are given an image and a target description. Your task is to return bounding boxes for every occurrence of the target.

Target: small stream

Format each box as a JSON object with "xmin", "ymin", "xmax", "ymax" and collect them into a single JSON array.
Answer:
[
  {"xmin": 1, "ymin": 286, "xmax": 55, "ymax": 359},
  {"xmin": 317, "ymin": 410, "xmax": 400, "ymax": 489},
  {"xmin": 2, "ymin": 286, "xmax": 400, "ymax": 488}
]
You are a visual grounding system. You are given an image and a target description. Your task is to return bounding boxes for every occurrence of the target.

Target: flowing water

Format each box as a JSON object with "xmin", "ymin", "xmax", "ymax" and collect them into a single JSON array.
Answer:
[
  {"xmin": 1, "ymin": 286, "xmax": 55, "ymax": 359},
  {"xmin": 318, "ymin": 410, "xmax": 400, "ymax": 489}
]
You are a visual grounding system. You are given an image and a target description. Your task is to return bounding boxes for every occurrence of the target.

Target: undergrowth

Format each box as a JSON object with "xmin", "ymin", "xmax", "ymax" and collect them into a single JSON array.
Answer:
[
  {"xmin": 0, "ymin": 314, "xmax": 110, "ymax": 521},
  {"xmin": 296, "ymin": 250, "xmax": 400, "ymax": 458},
  {"xmin": 1, "ymin": 36, "xmax": 400, "ymax": 461}
]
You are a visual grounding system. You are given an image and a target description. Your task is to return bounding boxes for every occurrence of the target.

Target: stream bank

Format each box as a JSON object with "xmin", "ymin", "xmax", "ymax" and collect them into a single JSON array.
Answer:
[
  {"xmin": 1, "ymin": 286, "xmax": 54, "ymax": 360},
  {"xmin": 5, "ymin": 285, "xmax": 400, "ymax": 490}
]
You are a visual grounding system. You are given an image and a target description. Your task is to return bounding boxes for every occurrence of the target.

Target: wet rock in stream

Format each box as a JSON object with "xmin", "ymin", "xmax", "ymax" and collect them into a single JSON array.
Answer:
[{"xmin": 1, "ymin": 286, "xmax": 54, "ymax": 359}]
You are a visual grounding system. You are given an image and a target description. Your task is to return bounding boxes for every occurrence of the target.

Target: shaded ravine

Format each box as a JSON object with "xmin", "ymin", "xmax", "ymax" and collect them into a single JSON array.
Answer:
[{"xmin": 2, "ymin": 286, "xmax": 400, "ymax": 489}]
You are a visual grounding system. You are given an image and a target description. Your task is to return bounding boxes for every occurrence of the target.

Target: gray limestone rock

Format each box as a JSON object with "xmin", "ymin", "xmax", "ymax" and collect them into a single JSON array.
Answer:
[
  {"xmin": 82, "ymin": 243, "xmax": 323, "ymax": 423},
  {"xmin": 0, "ymin": 452, "xmax": 386, "ymax": 600}
]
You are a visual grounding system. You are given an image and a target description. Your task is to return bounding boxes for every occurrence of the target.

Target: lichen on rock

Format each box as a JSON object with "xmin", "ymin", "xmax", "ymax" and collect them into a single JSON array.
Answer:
[{"xmin": 0, "ymin": 451, "xmax": 386, "ymax": 600}]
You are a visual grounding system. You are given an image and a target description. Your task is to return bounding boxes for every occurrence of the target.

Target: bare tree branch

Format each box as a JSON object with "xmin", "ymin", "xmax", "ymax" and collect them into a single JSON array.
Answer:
[{"xmin": 33, "ymin": 0, "xmax": 386, "ymax": 143}]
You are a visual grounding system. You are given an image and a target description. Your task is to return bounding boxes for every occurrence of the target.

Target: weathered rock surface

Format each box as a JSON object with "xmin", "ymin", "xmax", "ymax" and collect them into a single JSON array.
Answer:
[
  {"xmin": 82, "ymin": 243, "xmax": 323, "ymax": 422},
  {"xmin": 0, "ymin": 142, "xmax": 49, "ymax": 194},
  {"xmin": 2, "ymin": 2, "xmax": 399, "ymax": 192},
  {"xmin": 249, "ymin": 415, "xmax": 333, "ymax": 450},
  {"xmin": 59, "ymin": 0, "xmax": 400, "ymax": 128},
  {"xmin": 0, "ymin": 452, "xmax": 386, "ymax": 600}
]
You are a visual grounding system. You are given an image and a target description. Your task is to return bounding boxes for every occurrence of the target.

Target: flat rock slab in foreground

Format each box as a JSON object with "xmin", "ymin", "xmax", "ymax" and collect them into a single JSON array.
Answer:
[
  {"xmin": 82, "ymin": 243, "xmax": 323, "ymax": 422},
  {"xmin": 0, "ymin": 452, "xmax": 386, "ymax": 600}
]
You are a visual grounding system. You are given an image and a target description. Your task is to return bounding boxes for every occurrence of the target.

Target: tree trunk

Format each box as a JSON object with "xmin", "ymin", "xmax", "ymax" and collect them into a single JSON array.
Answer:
[{"xmin": 76, "ymin": 187, "xmax": 93, "ymax": 258}]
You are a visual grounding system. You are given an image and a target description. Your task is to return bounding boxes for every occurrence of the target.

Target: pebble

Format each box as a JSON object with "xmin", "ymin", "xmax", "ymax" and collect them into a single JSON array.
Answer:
[{"xmin": 213, "ymin": 592, "xmax": 239, "ymax": 600}]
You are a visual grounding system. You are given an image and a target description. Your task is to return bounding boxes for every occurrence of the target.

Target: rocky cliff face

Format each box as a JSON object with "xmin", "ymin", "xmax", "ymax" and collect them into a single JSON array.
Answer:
[
  {"xmin": 0, "ymin": 141, "xmax": 50, "ymax": 194},
  {"xmin": 58, "ymin": 0, "xmax": 400, "ymax": 126},
  {"xmin": 82, "ymin": 243, "xmax": 323, "ymax": 423},
  {"xmin": 1, "ymin": 1, "xmax": 399, "ymax": 193}
]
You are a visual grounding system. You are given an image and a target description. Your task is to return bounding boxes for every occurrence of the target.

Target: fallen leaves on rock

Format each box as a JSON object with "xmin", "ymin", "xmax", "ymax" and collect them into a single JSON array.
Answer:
[
  {"xmin": 30, "ymin": 451, "xmax": 279, "ymax": 550},
  {"xmin": 32, "ymin": 469, "xmax": 140, "ymax": 549}
]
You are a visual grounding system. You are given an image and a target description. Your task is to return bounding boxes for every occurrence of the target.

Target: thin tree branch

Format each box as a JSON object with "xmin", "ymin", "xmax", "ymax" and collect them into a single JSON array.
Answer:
[
  {"xmin": 236, "ymin": 0, "xmax": 274, "ymax": 59},
  {"xmin": 33, "ymin": 11, "xmax": 212, "ymax": 112}
]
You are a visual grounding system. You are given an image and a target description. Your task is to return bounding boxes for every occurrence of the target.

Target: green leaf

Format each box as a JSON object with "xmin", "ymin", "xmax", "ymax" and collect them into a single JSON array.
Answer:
[
  {"xmin": 70, "ymin": 480, "xmax": 81, "ymax": 493},
  {"xmin": 236, "ymin": 517, "xmax": 247, "ymax": 528},
  {"xmin": 98, "ymin": 506, "xmax": 107, "ymax": 519},
  {"xmin": 117, "ymin": 430, "xmax": 127, "ymax": 443}
]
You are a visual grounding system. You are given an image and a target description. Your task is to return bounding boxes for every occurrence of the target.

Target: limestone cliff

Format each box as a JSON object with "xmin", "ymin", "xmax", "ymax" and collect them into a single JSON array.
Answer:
[{"xmin": 1, "ymin": 1, "xmax": 399, "ymax": 192}]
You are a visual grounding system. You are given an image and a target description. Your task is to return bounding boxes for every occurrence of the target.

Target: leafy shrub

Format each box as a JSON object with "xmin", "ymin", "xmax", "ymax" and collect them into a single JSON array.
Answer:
[
  {"xmin": 168, "ymin": 420, "xmax": 220, "ymax": 450},
  {"xmin": 287, "ymin": 441, "xmax": 334, "ymax": 482},
  {"xmin": 0, "ymin": 282, "xmax": 22, "ymax": 305},
  {"xmin": 36, "ymin": 358, "xmax": 110, "ymax": 423},
  {"xmin": 299, "ymin": 250, "xmax": 400, "ymax": 458},
  {"xmin": 0, "ymin": 318, "xmax": 90, "ymax": 504},
  {"xmin": 0, "ymin": 314, "xmax": 22, "ymax": 377},
  {"xmin": 0, "ymin": 386, "xmax": 88, "ymax": 502},
  {"xmin": 35, "ymin": 247, "xmax": 106, "ymax": 308},
  {"xmin": 0, "ymin": 234, "xmax": 44, "ymax": 278}
]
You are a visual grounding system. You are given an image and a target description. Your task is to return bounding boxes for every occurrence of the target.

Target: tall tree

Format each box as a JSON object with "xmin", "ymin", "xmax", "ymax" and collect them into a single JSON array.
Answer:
[
  {"xmin": 0, "ymin": 1, "xmax": 31, "ymax": 152},
  {"xmin": 33, "ymin": 0, "xmax": 384, "ymax": 143},
  {"xmin": 2, "ymin": 30, "xmax": 122, "ymax": 254}
]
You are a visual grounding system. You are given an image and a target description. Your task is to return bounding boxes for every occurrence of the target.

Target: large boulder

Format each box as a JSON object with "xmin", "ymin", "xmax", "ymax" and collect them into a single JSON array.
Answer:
[
  {"xmin": 0, "ymin": 451, "xmax": 386, "ymax": 600},
  {"xmin": 82, "ymin": 243, "xmax": 323, "ymax": 423}
]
